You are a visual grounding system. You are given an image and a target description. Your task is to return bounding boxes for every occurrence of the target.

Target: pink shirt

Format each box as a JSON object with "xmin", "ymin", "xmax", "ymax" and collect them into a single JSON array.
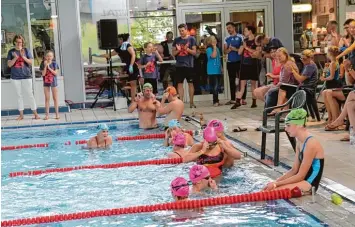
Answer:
[{"xmin": 272, "ymin": 59, "xmax": 281, "ymax": 85}]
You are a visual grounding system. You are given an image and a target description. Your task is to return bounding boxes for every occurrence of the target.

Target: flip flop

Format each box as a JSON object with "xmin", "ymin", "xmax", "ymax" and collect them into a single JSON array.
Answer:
[
  {"xmin": 232, "ymin": 126, "xmax": 247, "ymax": 132},
  {"xmin": 340, "ymin": 136, "xmax": 350, "ymax": 142},
  {"xmin": 325, "ymin": 125, "xmax": 339, "ymax": 131}
]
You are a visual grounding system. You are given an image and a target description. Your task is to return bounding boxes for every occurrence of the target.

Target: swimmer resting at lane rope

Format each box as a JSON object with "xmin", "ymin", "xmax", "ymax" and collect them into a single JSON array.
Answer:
[
  {"xmin": 207, "ymin": 119, "xmax": 242, "ymax": 167},
  {"xmin": 183, "ymin": 127, "xmax": 227, "ymax": 182},
  {"xmin": 86, "ymin": 123, "xmax": 113, "ymax": 149},
  {"xmin": 189, "ymin": 164, "xmax": 218, "ymax": 194},
  {"xmin": 167, "ymin": 132, "xmax": 189, "ymax": 159},
  {"xmin": 128, "ymin": 83, "xmax": 158, "ymax": 129},
  {"xmin": 164, "ymin": 119, "xmax": 194, "ymax": 147},
  {"xmin": 263, "ymin": 109, "xmax": 324, "ymax": 194}
]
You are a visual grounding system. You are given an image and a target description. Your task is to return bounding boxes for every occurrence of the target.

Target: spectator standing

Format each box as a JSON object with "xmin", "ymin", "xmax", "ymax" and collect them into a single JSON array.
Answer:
[
  {"xmin": 172, "ymin": 24, "xmax": 197, "ymax": 108},
  {"xmin": 7, "ymin": 34, "xmax": 40, "ymax": 120}
]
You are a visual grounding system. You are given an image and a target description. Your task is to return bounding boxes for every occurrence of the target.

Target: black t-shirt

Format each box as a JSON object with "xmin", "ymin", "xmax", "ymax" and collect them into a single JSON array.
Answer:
[
  {"xmin": 263, "ymin": 37, "xmax": 283, "ymax": 52},
  {"xmin": 114, "ymin": 43, "xmax": 139, "ymax": 73}
]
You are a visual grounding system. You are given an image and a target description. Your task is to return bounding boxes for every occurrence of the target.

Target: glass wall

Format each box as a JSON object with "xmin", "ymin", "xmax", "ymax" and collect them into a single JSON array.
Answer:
[{"xmin": 1, "ymin": 0, "xmax": 60, "ymax": 79}]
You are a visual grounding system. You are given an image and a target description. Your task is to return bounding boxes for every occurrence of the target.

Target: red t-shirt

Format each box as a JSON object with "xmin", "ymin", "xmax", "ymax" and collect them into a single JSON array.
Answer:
[{"xmin": 272, "ymin": 59, "xmax": 281, "ymax": 85}]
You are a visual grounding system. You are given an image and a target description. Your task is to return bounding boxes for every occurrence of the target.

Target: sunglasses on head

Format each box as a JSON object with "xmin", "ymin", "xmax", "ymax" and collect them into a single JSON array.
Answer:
[
  {"xmin": 212, "ymin": 122, "xmax": 220, "ymax": 127},
  {"xmin": 172, "ymin": 183, "xmax": 189, "ymax": 191},
  {"xmin": 101, "ymin": 130, "xmax": 108, "ymax": 133}
]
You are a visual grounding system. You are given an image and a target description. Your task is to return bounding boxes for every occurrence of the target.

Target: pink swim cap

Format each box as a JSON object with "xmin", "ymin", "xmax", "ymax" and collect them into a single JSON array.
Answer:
[
  {"xmin": 171, "ymin": 177, "xmax": 189, "ymax": 197},
  {"xmin": 189, "ymin": 165, "xmax": 210, "ymax": 184},
  {"xmin": 207, "ymin": 119, "xmax": 224, "ymax": 132},
  {"xmin": 173, "ymin": 132, "xmax": 186, "ymax": 147},
  {"xmin": 203, "ymin": 127, "xmax": 217, "ymax": 143}
]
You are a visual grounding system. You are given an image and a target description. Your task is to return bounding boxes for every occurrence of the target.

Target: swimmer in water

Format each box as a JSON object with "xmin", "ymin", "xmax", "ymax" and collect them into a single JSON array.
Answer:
[
  {"xmin": 128, "ymin": 83, "xmax": 158, "ymax": 129},
  {"xmin": 183, "ymin": 127, "xmax": 226, "ymax": 181},
  {"xmin": 207, "ymin": 119, "xmax": 242, "ymax": 167},
  {"xmin": 263, "ymin": 109, "xmax": 324, "ymax": 194},
  {"xmin": 87, "ymin": 123, "xmax": 113, "ymax": 149},
  {"xmin": 164, "ymin": 119, "xmax": 194, "ymax": 147},
  {"xmin": 189, "ymin": 164, "xmax": 217, "ymax": 193},
  {"xmin": 167, "ymin": 132, "xmax": 189, "ymax": 159},
  {"xmin": 171, "ymin": 177, "xmax": 190, "ymax": 201}
]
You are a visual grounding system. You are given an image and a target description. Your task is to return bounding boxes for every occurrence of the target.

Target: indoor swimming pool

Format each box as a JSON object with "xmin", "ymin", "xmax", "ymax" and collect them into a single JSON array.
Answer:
[{"xmin": 1, "ymin": 121, "xmax": 328, "ymax": 226}]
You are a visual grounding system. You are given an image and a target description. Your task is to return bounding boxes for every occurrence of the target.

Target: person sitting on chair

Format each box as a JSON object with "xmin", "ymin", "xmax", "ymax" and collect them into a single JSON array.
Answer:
[{"xmin": 128, "ymin": 83, "xmax": 158, "ymax": 129}]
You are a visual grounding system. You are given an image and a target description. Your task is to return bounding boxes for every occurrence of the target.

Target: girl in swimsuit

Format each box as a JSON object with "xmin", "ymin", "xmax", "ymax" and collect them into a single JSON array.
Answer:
[
  {"xmin": 183, "ymin": 127, "xmax": 225, "ymax": 181},
  {"xmin": 263, "ymin": 109, "xmax": 324, "ymax": 194},
  {"xmin": 167, "ymin": 132, "xmax": 189, "ymax": 159},
  {"xmin": 207, "ymin": 119, "xmax": 242, "ymax": 167},
  {"xmin": 189, "ymin": 164, "xmax": 218, "ymax": 193},
  {"xmin": 86, "ymin": 123, "xmax": 113, "ymax": 149},
  {"xmin": 164, "ymin": 119, "xmax": 194, "ymax": 147}
]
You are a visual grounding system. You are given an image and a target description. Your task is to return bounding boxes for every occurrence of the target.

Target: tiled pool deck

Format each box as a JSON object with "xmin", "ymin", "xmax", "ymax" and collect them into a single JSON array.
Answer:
[{"xmin": 2, "ymin": 99, "xmax": 355, "ymax": 226}]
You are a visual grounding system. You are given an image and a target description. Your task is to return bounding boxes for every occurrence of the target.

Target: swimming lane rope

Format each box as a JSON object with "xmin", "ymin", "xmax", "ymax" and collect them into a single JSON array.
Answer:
[
  {"xmin": 2, "ymin": 131, "xmax": 195, "ymax": 150},
  {"xmin": 9, "ymin": 158, "xmax": 183, "ymax": 177},
  {"xmin": 1, "ymin": 189, "xmax": 291, "ymax": 226}
]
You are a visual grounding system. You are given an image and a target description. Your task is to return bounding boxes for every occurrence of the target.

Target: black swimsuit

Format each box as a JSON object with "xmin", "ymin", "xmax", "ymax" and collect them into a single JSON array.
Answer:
[{"xmin": 298, "ymin": 136, "xmax": 324, "ymax": 191}]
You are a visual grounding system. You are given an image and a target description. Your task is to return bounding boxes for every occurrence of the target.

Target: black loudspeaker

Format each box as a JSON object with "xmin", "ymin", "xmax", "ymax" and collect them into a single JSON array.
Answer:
[{"xmin": 97, "ymin": 19, "xmax": 118, "ymax": 49}]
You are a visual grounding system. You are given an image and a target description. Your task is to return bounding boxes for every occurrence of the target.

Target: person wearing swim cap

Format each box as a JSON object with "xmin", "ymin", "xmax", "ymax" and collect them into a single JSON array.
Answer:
[
  {"xmin": 263, "ymin": 109, "xmax": 324, "ymax": 194},
  {"xmin": 167, "ymin": 132, "xmax": 189, "ymax": 159},
  {"xmin": 189, "ymin": 164, "xmax": 217, "ymax": 193},
  {"xmin": 164, "ymin": 119, "xmax": 194, "ymax": 147},
  {"xmin": 207, "ymin": 119, "xmax": 242, "ymax": 167},
  {"xmin": 183, "ymin": 127, "xmax": 227, "ymax": 181},
  {"xmin": 171, "ymin": 177, "xmax": 190, "ymax": 201},
  {"xmin": 87, "ymin": 123, "xmax": 113, "ymax": 149},
  {"xmin": 154, "ymin": 86, "xmax": 184, "ymax": 126},
  {"xmin": 128, "ymin": 83, "xmax": 158, "ymax": 129}
]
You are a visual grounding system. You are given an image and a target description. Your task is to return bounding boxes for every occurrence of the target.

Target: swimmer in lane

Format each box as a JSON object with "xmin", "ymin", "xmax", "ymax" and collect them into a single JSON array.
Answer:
[
  {"xmin": 87, "ymin": 123, "xmax": 113, "ymax": 149},
  {"xmin": 207, "ymin": 119, "xmax": 242, "ymax": 167},
  {"xmin": 164, "ymin": 119, "xmax": 194, "ymax": 147},
  {"xmin": 183, "ymin": 127, "xmax": 226, "ymax": 181},
  {"xmin": 154, "ymin": 86, "xmax": 184, "ymax": 126},
  {"xmin": 128, "ymin": 83, "xmax": 158, "ymax": 129},
  {"xmin": 171, "ymin": 177, "xmax": 190, "ymax": 201},
  {"xmin": 263, "ymin": 109, "xmax": 324, "ymax": 194},
  {"xmin": 167, "ymin": 132, "xmax": 189, "ymax": 159},
  {"xmin": 189, "ymin": 164, "xmax": 217, "ymax": 193}
]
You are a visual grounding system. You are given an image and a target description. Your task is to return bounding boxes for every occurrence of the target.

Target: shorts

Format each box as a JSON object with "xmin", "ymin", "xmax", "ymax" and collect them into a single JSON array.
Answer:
[
  {"xmin": 240, "ymin": 63, "xmax": 259, "ymax": 81},
  {"xmin": 125, "ymin": 65, "xmax": 139, "ymax": 82},
  {"xmin": 144, "ymin": 78, "xmax": 158, "ymax": 94},
  {"xmin": 280, "ymin": 84, "xmax": 298, "ymax": 99},
  {"xmin": 43, "ymin": 78, "xmax": 58, "ymax": 87},
  {"xmin": 175, "ymin": 67, "xmax": 194, "ymax": 84},
  {"xmin": 325, "ymin": 80, "xmax": 342, "ymax": 89}
]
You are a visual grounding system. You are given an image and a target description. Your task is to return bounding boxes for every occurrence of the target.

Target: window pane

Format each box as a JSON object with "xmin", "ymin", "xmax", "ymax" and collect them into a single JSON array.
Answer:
[
  {"xmin": 130, "ymin": 11, "xmax": 175, "ymax": 49},
  {"xmin": 29, "ymin": 0, "xmax": 60, "ymax": 78},
  {"xmin": 1, "ymin": 0, "xmax": 30, "ymax": 80},
  {"xmin": 79, "ymin": 0, "xmax": 129, "ymax": 64}
]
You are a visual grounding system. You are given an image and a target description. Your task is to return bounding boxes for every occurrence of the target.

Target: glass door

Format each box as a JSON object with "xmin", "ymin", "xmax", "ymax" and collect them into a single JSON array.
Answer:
[{"xmin": 180, "ymin": 8, "xmax": 227, "ymax": 102}]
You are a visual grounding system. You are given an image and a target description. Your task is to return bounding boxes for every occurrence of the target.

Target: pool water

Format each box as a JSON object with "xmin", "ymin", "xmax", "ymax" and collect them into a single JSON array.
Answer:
[{"xmin": 1, "ymin": 122, "xmax": 327, "ymax": 226}]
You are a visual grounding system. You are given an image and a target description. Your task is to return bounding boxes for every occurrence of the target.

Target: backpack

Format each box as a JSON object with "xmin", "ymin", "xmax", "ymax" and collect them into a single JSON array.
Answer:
[{"xmin": 290, "ymin": 53, "xmax": 304, "ymax": 73}]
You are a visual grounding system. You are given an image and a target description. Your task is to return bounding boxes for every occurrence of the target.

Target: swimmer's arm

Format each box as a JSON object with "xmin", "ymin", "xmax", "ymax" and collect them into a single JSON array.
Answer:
[
  {"xmin": 156, "ymin": 103, "xmax": 173, "ymax": 115},
  {"xmin": 276, "ymin": 144, "xmax": 301, "ymax": 182},
  {"xmin": 86, "ymin": 138, "xmax": 96, "ymax": 149},
  {"xmin": 222, "ymin": 141, "xmax": 242, "ymax": 160},
  {"xmin": 183, "ymin": 143, "xmax": 203, "ymax": 163},
  {"xmin": 337, "ymin": 41, "xmax": 355, "ymax": 59},
  {"xmin": 128, "ymin": 101, "xmax": 138, "ymax": 113},
  {"xmin": 275, "ymin": 142, "xmax": 317, "ymax": 187},
  {"xmin": 186, "ymin": 134, "xmax": 194, "ymax": 146}
]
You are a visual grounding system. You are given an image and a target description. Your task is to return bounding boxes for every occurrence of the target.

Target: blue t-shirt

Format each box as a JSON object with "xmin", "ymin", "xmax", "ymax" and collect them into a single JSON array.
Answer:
[
  {"xmin": 206, "ymin": 47, "xmax": 221, "ymax": 75},
  {"xmin": 7, "ymin": 48, "xmax": 33, "ymax": 80},
  {"xmin": 224, "ymin": 34, "xmax": 243, "ymax": 62},
  {"xmin": 172, "ymin": 36, "xmax": 197, "ymax": 68},
  {"xmin": 40, "ymin": 61, "xmax": 59, "ymax": 86},
  {"xmin": 301, "ymin": 63, "xmax": 318, "ymax": 88},
  {"xmin": 140, "ymin": 54, "xmax": 159, "ymax": 79}
]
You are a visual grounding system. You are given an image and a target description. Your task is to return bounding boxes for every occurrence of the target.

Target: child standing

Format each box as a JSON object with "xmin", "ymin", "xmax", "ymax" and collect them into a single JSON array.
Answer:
[
  {"xmin": 40, "ymin": 50, "xmax": 60, "ymax": 120},
  {"xmin": 139, "ymin": 42, "xmax": 163, "ymax": 94}
]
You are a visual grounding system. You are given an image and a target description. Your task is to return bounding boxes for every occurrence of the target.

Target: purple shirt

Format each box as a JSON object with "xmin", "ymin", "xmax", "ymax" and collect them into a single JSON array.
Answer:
[{"xmin": 279, "ymin": 61, "xmax": 299, "ymax": 85}]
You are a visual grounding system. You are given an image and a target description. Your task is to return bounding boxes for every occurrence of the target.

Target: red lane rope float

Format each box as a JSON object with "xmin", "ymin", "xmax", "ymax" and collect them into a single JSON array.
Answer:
[
  {"xmin": 1, "ymin": 143, "xmax": 49, "ymax": 151},
  {"xmin": 117, "ymin": 130, "xmax": 194, "ymax": 141},
  {"xmin": 1, "ymin": 189, "xmax": 291, "ymax": 226},
  {"xmin": 9, "ymin": 158, "xmax": 183, "ymax": 178}
]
